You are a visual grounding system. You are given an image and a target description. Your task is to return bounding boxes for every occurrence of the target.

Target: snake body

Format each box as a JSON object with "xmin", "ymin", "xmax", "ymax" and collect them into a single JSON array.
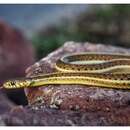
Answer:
[{"xmin": 3, "ymin": 52, "xmax": 130, "ymax": 89}]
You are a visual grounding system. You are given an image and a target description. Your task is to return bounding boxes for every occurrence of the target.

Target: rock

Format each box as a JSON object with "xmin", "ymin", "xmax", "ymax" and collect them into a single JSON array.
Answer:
[
  {"xmin": 0, "ymin": 91, "xmax": 14, "ymax": 115},
  {"xmin": 2, "ymin": 41, "xmax": 130, "ymax": 126},
  {"xmin": 0, "ymin": 90, "xmax": 15, "ymax": 126},
  {"xmin": 2, "ymin": 102, "xmax": 130, "ymax": 126},
  {"xmin": 0, "ymin": 20, "xmax": 35, "ymax": 83},
  {"xmin": 25, "ymin": 41, "xmax": 130, "ymax": 110},
  {"xmin": 0, "ymin": 20, "xmax": 35, "ymax": 105},
  {"xmin": 15, "ymin": 41, "xmax": 130, "ymax": 125}
]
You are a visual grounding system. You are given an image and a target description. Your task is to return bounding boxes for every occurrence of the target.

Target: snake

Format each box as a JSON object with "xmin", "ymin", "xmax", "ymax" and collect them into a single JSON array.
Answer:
[{"xmin": 3, "ymin": 52, "xmax": 130, "ymax": 89}]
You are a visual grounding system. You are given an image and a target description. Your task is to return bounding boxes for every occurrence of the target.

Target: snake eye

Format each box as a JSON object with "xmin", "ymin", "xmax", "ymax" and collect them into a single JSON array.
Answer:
[{"xmin": 10, "ymin": 81, "xmax": 15, "ymax": 86}]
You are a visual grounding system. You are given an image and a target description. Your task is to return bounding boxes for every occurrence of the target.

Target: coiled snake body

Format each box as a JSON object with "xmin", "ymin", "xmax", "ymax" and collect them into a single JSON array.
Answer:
[{"xmin": 3, "ymin": 53, "xmax": 130, "ymax": 89}]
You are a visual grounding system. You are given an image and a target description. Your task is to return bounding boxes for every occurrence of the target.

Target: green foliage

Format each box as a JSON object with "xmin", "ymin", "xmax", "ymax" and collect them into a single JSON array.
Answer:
[
  {"xmin": 32, "ymin": 35, "xmax": 59, "ymax": 59},
  {"xmin": 31, "ymin": 5, "xmax": 130, "ymax": 60},
  {"xmin": 31, "ymin": 25, "xmax": 88, "ymax": 59}
]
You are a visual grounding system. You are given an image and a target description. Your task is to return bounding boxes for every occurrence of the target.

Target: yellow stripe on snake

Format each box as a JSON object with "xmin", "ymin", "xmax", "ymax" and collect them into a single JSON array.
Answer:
[{"xmin": 3, "ymin": 52, "xmax": 130, "ymax": 89}]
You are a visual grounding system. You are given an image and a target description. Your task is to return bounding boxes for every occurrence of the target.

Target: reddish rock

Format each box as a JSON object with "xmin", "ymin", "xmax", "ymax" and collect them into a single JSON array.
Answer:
[
  {"xmin": 0, "ymin": 20, "xmax": 35, "ymax": 105},
  {"xmin": 23, "ymin": 41, "xmax": 130, "ymax": 125},
  {"xmin": 0, "ymin": 20, "xmax": 35, "ymax": 83},
  {"xmin": 2, "ymin": 41, "xmax": 130, "ymax": 126},
  {"xmin": 2, "ymin": 104, "xmax": 130, "ymax": 126},
  {"xmin": 0, "ymin": 91, "xmax": 14, "ymax": 115}
]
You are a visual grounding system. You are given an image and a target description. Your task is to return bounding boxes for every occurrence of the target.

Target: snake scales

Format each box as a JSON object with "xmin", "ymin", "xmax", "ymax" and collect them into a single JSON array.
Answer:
[{"xmin": 3, "ymin": 52, "xmax": 130, "ymax": 89}]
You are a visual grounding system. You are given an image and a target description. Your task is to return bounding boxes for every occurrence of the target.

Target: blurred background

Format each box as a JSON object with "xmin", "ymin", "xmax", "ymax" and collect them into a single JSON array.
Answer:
[{"xmin": 0, "ymin": 4, "xmax": 130, "ymax": 105}]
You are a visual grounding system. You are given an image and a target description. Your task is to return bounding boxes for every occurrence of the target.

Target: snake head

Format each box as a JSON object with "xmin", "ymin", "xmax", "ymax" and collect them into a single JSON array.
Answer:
[{"xmin": 3, "ymin": 79, "xmax": 32, "ymax": 89}]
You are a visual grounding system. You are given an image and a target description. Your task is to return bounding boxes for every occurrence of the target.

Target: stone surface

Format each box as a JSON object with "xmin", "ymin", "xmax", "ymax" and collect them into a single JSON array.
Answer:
[
  {"xmin": 25, "ymin": 41, "xmax": 130, "ymax": 112},
  {"xmin": 0, "ymin": 91, "xmax": 15, "ymax": 126},
  {"xmin": 0, "ymin": 91, "xmax": 14, "ymax": 115},
  {"xmin": 0, "ymin": 20, "xmax": 35, "ymax": 83},
  {"xmin": 2, "ymin": 41, "xmax": 130, "ymax": 126},
  {"xmin": 2, "ymin": 105, "xmax": 130, "ymax": 126},
  {"xmin": 0, "ymin": 20, "xmax": 35, "ymax": 105}
]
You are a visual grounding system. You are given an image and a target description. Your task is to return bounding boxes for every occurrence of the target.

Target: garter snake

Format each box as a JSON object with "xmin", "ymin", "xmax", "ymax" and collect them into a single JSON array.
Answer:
[{"xmin": 3, "ymin": 52, "xmax": 130, "ymax": 89}]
